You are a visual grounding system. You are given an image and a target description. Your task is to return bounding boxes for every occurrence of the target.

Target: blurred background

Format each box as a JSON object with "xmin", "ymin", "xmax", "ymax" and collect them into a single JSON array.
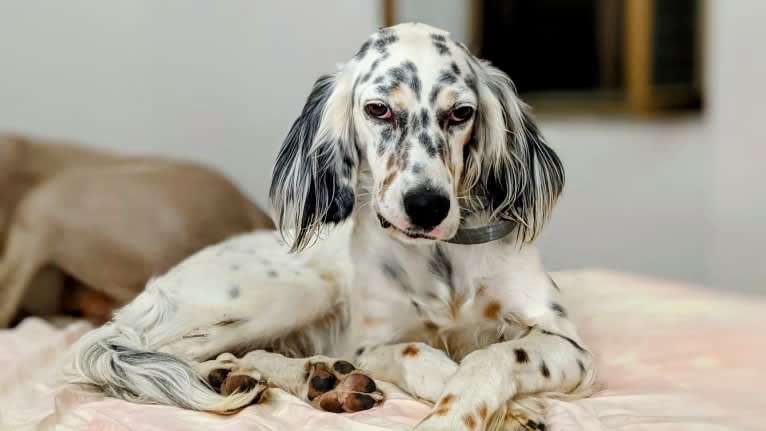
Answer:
[{"xmin": 0, "ymin": 0, "xmax": 763, "ymax": 293}]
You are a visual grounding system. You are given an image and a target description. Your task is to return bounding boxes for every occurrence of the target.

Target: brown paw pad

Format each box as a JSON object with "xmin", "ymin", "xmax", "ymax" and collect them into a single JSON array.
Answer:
[
  {"xmin": 220, "ymin": 374, "xmax": 258, "ymax": 396},
  {"xmin": 305, "ymin": 360, "xmax": 384, "ymax": 412},
  {"xmin": 208, "ymin": 368, "xmax": 230, "ymax": 391}
]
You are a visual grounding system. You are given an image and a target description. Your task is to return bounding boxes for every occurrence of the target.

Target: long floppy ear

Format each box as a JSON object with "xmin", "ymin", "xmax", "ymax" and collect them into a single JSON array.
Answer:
[
  {"xmin": 466, "ymin": 61, "xmax": 564, "ymax": 242},
  {"xmin": 269, "ymin": 71, "xmax": 357, "ymax": 251}
]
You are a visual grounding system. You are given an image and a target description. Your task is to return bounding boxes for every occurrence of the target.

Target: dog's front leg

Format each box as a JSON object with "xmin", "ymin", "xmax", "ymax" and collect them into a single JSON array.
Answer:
[
  {"xmin": 414, "ymin": 327, "xmax": 596, "ymax": 431},
  {"xmin": 356, "ymin": 342, "xmax": 458, "ymax": 403},
  {"xmin": 197, "ymin": 350, "xmax": 385, "ymax": 413}
]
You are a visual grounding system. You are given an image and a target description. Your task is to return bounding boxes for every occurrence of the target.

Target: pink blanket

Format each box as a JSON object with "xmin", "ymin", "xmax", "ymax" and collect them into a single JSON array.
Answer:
[{"xmin": 1, "ymin": 270, "xmax": 763, "ymax": 431}]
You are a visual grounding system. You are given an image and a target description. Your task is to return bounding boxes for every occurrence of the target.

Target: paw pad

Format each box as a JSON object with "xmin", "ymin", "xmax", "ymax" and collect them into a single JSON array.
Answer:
[{"xmin": 305, "ymin": 360, "xmax": 384, "ymax": 412}]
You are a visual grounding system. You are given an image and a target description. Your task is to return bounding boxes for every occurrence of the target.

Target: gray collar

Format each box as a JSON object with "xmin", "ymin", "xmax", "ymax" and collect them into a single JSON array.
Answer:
[{"xmin": 443, "ymin": 220, "xmax": 516, "ymax": 245}]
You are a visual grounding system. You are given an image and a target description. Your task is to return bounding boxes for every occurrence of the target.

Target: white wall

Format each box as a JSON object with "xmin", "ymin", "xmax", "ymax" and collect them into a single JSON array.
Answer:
[{"xmin": 0, "ymin": 0, "xmax": 380, "ymax": 208}]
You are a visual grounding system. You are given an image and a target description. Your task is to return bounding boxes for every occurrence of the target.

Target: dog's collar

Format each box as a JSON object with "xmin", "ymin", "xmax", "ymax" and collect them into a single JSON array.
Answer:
[{"xmin": 443, "ymin": 220, "xmax": 516, "ymax": 245}]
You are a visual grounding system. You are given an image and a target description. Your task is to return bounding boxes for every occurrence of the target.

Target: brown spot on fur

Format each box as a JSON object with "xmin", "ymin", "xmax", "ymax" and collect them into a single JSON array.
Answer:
[
  {"xmin": 401, "ymin": 344, "xmax": 420, "ymax": 357},
  {"xmin": 476, "ymin": 285, "xmax": 487, "ymax": 296},
  {"xmin": 463, "ymin": 123, "xmax": 474, "ymax": 145},
  {"xmin": 320, "ymin": 272, "xmax": 335, "ymax": 282},
  {"xmin": 449, "ymin": 291, "xmax": 467, "ymax": 320},
  {"xmin": 483, "ymin": 301, "xmax": 502, "ymax": 320},
  {"xmin": 386, "ymin": 156, "xmax": 394, "ymax": 170},
  {"xmin": 379, "ymin": 171, "xmax": 398, "ymax": 199},
  {"xmin": 424, "ymin": 320, "xmax": 439, "ymax": 331},
  {"xmin": 181, "ymin": 333, "xmax": 207, "ymax": 339},
  {"xmin": 433, "ymin": 393, "xmax": 456, "ymax": 416},
  {"xmin": 214, "ymin": 318, "xmax": 241, "ymax": 326},
  {"xmin": 477, "ymin": 402, "xmax": 488, "ymax": 420},
  {"xmin": 463, "ymin": 413, "xmax": 477, "ymax": 429},
  {"xmin": 363, "ymin": 316, "xmax": 386, "ymax": 326}
]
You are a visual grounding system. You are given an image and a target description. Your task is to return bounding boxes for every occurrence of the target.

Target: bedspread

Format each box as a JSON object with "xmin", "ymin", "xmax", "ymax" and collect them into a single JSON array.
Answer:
[{"xmin": 1, "ymin": 270, "xmax": 763, "ymax": 431}]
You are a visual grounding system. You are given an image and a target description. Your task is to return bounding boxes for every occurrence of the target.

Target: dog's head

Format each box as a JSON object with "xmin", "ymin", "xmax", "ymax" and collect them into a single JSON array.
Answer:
[{"xmin": 271, "ymin": 23, "xmax": 564, "ymax": 251}]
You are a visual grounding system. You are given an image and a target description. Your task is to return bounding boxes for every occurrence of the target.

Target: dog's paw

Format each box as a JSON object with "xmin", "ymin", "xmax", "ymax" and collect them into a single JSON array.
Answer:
[
  {"xmin": 205, "ymin": 353, "xmax": 268, "ymax": 403},
  {"xmin": 305, "ymin": 359, "xmax": 384, "ymax": 412}
]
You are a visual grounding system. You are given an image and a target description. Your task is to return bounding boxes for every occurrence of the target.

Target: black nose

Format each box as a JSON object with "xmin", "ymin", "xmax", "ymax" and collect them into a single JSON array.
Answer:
[{"xmin": 403, "ymin": 187, "xmax": 450, "ymax": 231}]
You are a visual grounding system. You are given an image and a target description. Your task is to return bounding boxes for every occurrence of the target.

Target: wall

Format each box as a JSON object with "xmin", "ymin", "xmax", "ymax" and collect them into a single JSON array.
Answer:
[
  {"xmin": 706, "ymin": 0, "xmax": 766, "ymax": 291},
  {"xmin": 0, "ymin": 1, "xmax": 764, "ymax": 291},
  {"xmin": 0, "ymin": 0, "xmax": 380, "ymax": 208}
]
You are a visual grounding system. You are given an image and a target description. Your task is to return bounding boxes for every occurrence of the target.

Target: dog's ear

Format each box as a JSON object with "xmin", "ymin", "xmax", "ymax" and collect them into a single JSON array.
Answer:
[
  {"xmin": 465, "ymin": 61, "xmax": 564, "ymax": 242},
  {"xmin": 270, "ymin": 71, "xmax": 358, "ymax": 251}
]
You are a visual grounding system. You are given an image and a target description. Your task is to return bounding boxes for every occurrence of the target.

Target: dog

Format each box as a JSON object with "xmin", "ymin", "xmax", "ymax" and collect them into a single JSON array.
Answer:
[
  {"xmin": 0, "ymin": 134, "xmax": 273, "ymax": 326},
  {"xmin": 67, "ymin": 23, "xmax": 597, "ymax": 430}
]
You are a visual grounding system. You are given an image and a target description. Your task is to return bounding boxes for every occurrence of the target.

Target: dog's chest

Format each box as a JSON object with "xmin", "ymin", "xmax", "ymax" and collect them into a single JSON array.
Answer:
[{"xmin": 352, "ymin": 238, "xmax": 513, "ymax": 360}]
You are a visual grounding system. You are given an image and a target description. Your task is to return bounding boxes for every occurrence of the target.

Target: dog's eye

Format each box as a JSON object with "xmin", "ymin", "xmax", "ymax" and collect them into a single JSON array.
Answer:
[
  {"xmin": 365, "ymin": 102, "xmax": 392, "ymax": 120},
  {"xmin": 448, "ymin": 106, "xmax": 474, "ymax": 125}
]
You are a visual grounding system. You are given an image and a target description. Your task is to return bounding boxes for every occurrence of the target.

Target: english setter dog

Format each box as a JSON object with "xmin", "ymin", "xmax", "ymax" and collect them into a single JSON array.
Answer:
[{"xmin": 68, "ymin": 23, "xmax": 597, "ymax": 430}]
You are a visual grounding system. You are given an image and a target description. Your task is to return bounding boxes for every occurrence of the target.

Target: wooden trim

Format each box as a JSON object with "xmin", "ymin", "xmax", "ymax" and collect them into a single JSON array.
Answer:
[
  {"xmin": 597, "ymin": 0, "xmax": 621, "ymax": 89},
  {"xmin": 624, "ymin": 0, "xmax": 654, "ymax": 114},
  {"xmin": 382, "ymin": 0, "xmax": 396, "ymax": 27},
  {"xmin": 467, "ymin": 0, "xmax": 484, "ymax": 54}
]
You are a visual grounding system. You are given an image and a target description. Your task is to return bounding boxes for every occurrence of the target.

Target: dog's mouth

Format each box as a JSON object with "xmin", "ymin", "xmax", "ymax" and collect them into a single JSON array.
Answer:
[{"xmin": 376, "ymin": 214, "xmax": 437, "ymax": 240}]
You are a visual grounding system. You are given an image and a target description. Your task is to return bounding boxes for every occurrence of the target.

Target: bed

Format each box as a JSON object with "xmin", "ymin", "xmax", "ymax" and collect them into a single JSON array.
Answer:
[{"xmin": 1, "ymin": 270, "xmax": 763, "ymax": 431}]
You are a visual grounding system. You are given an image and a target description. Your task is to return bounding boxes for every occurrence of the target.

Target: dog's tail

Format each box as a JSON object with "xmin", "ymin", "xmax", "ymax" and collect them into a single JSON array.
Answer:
[{"xmin": 65, "ymin": 324, "xmax": 262, "ymax": 413}]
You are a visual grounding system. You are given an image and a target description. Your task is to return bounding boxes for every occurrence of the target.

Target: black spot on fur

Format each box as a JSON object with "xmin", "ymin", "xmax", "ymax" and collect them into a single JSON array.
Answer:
[
  {"xmin": 429, "ymin": 244, "xmax": 454, "ymax": 291},
  {"xmin": 451, "ymin": 62, "xmax": 461, "ymax": 76},
  {"xmin": 228, "ymin": 285, "xmax": 240, "ymax": 299},
  {"xmin": 373, "ymin": 75, "xmax": 384, "ymax": 84},
  {"xmin": 355, "ymin": 39, "xmax": 371, "ymax": 59},
  {"xmin": 389, "ymin": 66, "xmax": 407, "ymax": 84},
  {"xmin": 418, "ymin": 132, "xmax": 436, "ymax": 157},
  {"xmin": 382, "ymin": 259, "xmax": 413, "ymax": 293},
  {"xmin": 435, "ymin": 136, "xmax": 447, "ymax": 157},
  {"xmin": 370, "ymin": 58, "xmax": 382, "ymax": 73},
  {"xmin": 577, "ymin": 359, "xmax": 586, "ymax": 375},
  {"xmin": 411, "ymin": 300, "xmax": 423, "ymax": 315},
  {"xmin": 464, "ymin": 75, "xmax": 478, "ymax": 94},
  {"xmin": 267, "ymin": 270, "xmax": 278, "ymax": 278},
  {"xmin": 540, "ymin": 329, "xmax": 586, "ymax": 353},
  {"xmin": 429, "ymin": 85, "xmax": 443, "ymax": 104},
  {"xmin": 374, "ymin": 32, "xmax": 398, "ymax": 53},
  {"xmin": 410, "ymin": 111, "xmax": 421, "ymax": 130},
  {"xmin": 431, "ymin": 33, "xmax": 447, "ymax": 42},
  {"xmin": 403, "ymin": 60, "xmax": 417, "ymax": 73},
  {"xmin": 420, "ymin": 108, "xmax": 429, "ymax": 127},
  {"xmin": 341, "ymin": 154, "xmax": 355, "ymax": 179},
  {"xmin": 514, "ymin": 348, "xmax": 529, "ymax": 363},
  {"xmin": 411, "ymin": 162, "xmax": 424, "ymax": 174},
  {"xmin": 433, "ymin": 42, "xmax": 450, "ymax": 55},
  {"xmin": 551, "ymin": 302, "xmax": 567, "ymax": 318},
  {"xmin": 410, "ymin": 74, "xmax": 421, "ymax": 100},
  {"xmin": 355, "ymin": 347, "xmax": 366, "ymax": 358},
  {"xmin": 438, "ymin": 70, "xmax": 458, "ymax": 85},
  {"xmin": 322, "ymin": 185, "xmax": 355, "ymax": 224},
  {"xmin": 540, "ymin": 361, "xmax": 551, "ymax": 378}
]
